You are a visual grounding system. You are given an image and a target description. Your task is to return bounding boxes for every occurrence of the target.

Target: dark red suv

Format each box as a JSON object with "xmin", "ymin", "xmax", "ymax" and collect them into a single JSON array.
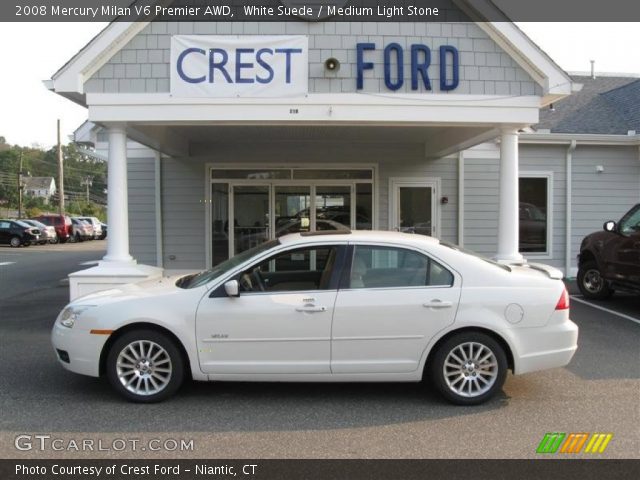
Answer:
[
  {"xmin": 35, "ymin": 214, "xmax": 73, "ymax": 243},
  {"xmin": 577, "ymin": 204, "xmax": 640, "ymax": 299}
]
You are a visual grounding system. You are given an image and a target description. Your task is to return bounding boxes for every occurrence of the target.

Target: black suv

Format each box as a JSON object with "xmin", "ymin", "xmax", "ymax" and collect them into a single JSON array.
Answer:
[
  {"xmin": 577, "ymin": 204, "xmax": 640, "ymax": 299},
  {"xmin": 0, "ymin": 219, "xmax": 41, "ymax": 247}
]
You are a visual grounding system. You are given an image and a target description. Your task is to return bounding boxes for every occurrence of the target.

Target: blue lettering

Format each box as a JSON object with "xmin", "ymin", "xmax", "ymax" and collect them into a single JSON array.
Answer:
[
  {"xmin": 235, "ymin": 48, "xmax": 255, "ymax": 84},
  {"xmin": 275, "ymin": 48, "xmax": 302, "ymax": 83},
  {"xmin": 356, "ymin": 43, "xmax": 375, "ymax": 90},
  {"xmin": 256, "ymin": 48, "xmax": 274, "ymax": 84},
  {"xmin": 439, "ymin": 46, "xmax": 459, "ymax": 91},
  {"xmin": 384, "ymin": 43, "xmax": 403, "ymax": 91},
  {"xmin": 177, "ymin": 48, "xmax": 206, "ymax": 84},
  {"xmin": 411, "ymin": 45, "xmax": 431, "ymax": 90},
  {"xmin": 209, "ymin": 48, "xmax": 232, "ymax": 83}
]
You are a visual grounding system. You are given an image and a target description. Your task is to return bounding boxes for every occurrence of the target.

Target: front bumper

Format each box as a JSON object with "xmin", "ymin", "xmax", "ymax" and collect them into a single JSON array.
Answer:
[
  {"xmin": 51, "ymin": 322, "xmax": 109, "ymax": 377},
  {"xmin": 512, "ymin": 319, "xmax": 579, "ymax": 375}
]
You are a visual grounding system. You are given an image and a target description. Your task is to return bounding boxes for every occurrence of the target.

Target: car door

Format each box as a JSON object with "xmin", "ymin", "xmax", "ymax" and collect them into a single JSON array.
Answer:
[
  {"xmin": 331, "ymin": 244, "xmax": 460, "ymax": 374},
  {"xmin": 610, "ymin": 205, "xmax": 640, "ymax": 283},
  {"xmin": 195, "ymin": 244, "xmax": 346, "ymax": 375},
  {"xmin": 0, "ymin": 221, "xmax": 10, "ymax": 243}
]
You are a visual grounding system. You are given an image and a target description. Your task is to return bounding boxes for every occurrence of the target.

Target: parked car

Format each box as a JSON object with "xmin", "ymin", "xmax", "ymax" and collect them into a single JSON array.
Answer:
[
  {"xmin": 35, "ymin": 214, "xmax": 72, "ymax": 243},
  {"xmin": 0, "ymin": 219, "xmax": 41, "ymax": 247},
  {"xmin": 22, "ymin": 219, "xmax": 58, "ymax": 244},
  {"xmin": 577, "ymin": 204, "xmax": 640, "ymax": 299},
  {"xmin": 71, "ymin": 218, "xmax": 93, "ymax": 242},
  {"xmin": 52, "ymin": 231, "xmax": 578, "ymax": 405},
  {"xmin": 76, "ymin": 216, "xmax": 103, "ymax": 240}
]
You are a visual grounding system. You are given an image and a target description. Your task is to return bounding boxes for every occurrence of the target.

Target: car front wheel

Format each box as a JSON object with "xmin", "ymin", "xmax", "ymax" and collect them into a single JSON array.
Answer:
[
  {"xmin": 106, "ymin": 330, "xmax": 185, "ymax": 403},
  {"xmin": 429, "ymin": 332, "xmax": 507, "ymax": 405},
  {"xmin": 9, "ymin": 236, "xmax": 22, "ymax": 247},
  {"xmin": 577, "ymin": 260, "xmax": 613, "ymax": 300}
]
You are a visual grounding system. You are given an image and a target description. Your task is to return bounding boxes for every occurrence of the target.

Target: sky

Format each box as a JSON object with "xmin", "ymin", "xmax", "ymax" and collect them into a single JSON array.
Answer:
[{"xmin": 0, "ymin": 22, "xmax": 638, "ymax": 148}]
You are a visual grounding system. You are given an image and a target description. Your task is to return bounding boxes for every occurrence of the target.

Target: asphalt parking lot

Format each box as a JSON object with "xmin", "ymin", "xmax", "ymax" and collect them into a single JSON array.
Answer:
[{"xmin": 0, "ymin": 242, "xmax": 638, "ymax": 459}]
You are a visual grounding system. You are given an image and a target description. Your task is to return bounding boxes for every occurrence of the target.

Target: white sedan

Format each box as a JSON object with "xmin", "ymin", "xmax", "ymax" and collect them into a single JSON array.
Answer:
[{"xmin": 52, "ymin": 231, "xmax": 578, "ymax": 405}]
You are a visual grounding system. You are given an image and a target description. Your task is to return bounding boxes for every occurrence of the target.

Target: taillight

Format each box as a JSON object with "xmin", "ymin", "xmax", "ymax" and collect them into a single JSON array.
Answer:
[{"xmin": 555, "ymin": 288, "xmax": 570, "ymax": 310}]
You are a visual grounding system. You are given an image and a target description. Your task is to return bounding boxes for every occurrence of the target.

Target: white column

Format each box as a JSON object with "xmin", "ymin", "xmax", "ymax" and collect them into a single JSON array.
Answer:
[
  {"xmin": 495, "ymin": 128, "xmax": 524, "ymax": 263},
  {"xmin": 102, "ymin": 125, "xmax": 134, "ymax": 264}
]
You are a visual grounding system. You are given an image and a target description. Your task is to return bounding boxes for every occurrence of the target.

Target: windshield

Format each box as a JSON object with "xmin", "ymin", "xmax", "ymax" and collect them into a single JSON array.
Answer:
[
  {"xmin": 179, "ymin": 239, "xmax": 280, "ymax": 289},
  {"xmin": 439, "ymin": 241, "xmax": 511, "ymax": 272},
  {"xmin": 15, "ymin": 220, "xmax": 32, "ymax": 228}
]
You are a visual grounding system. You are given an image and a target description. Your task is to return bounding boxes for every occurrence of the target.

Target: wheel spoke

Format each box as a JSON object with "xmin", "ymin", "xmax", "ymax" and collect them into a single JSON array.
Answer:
[
  {"xmin": 117, "ymin": 340, "xmax": 172, "ymax": 396},
  {"xmin": 443, "ymin": 341, "xmax": 499, "ymax": 399}
]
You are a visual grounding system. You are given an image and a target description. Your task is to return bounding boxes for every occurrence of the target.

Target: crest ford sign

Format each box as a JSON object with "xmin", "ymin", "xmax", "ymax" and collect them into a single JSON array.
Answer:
[{"xmin": 170, "ymin": 35, "xmax": 309, "ymax": 97}]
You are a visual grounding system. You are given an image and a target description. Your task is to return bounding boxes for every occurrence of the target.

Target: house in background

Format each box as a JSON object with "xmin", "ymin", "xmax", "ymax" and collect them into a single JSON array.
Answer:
[{"xmin": 23, "ymin": 176, "xmax": 56, "ymax": 204}]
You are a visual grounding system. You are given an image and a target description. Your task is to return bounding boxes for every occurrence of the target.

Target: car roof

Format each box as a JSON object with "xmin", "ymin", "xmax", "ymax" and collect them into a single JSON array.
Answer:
[{"xmin": 278, "ymin": 230, "xmax": 441, "ymax": 247}]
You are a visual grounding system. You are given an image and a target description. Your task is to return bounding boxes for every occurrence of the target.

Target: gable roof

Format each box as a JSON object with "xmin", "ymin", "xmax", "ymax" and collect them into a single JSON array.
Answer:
[
  {"xmin": 24, "ymin": 177, "xmax": 55, "ymax": 190},
  {"xmin": 536, "ymin": 75, "xmax": 640, "ymax": 134},
  {"xmin": 45, "ymin": 1, "xmax": 574, "ymax": 106}
]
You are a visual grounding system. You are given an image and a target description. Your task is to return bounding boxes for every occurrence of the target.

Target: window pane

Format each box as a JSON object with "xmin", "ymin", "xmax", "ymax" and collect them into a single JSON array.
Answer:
[
  {"xmin": 274, "ymin": 186, "xmax": 311, "ymax": 236},
  {"xmin": 241, "ymin": 247, "xmax": 337, "ymax": 292},
  {"xmin": 212, "ymin": 169, "xmax": 291, "ymax": 179},
  {"xmin": 316, "ymin": 186, "xmax": 351, "ymax": 230},
  {"xmin": 350, "ymin": 246, "xmax": 452, "ymax": 288},
  {"xmin": 234, "ymin": 186, "xmax": 269, "ymax": 255},
  {"xmin": 211, "ymin": 183, "xmax": 229, "ymax": 266},
  {"xmin": 399, "ymin": 187, "xmax": 432, "ymax": 236},
  {"xmin": 355, "ymin": 183, "xmax": 373, "ymax": 230},
  {"xmin": 292, "ymin": 169, "xmax": 372, "ymax": 180},
  {"xmin": 519, "ymin": 178, "xmax": 548, "ymax": 253}
]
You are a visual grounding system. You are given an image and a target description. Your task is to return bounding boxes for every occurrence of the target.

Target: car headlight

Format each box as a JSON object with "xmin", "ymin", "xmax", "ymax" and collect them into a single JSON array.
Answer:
[{"xmin": 58, "ymin": 305, "xmax": 95, "ymax": 328}]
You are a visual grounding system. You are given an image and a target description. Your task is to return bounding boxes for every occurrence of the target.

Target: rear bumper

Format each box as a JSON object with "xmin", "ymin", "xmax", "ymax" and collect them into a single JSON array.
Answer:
[{"xmin": 513, "ymin": 319, "xmax": 579, "ymax": 375}]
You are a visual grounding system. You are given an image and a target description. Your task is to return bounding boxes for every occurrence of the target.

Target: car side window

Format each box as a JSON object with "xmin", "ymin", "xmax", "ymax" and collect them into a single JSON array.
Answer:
[
  {"xmin": 349, "ymin": 246, "xmax": 453, "ymax": 289},
  {"xmin": 0, "ymin": 221, "xmax": 10, "ymax": 229},
  {"xmin": 619, "ymin": 206, "xmax": 640, "ymax": 235},
  {"xmin": 239, "ymin": 246, "xmax": 339, "ymax": 293}
]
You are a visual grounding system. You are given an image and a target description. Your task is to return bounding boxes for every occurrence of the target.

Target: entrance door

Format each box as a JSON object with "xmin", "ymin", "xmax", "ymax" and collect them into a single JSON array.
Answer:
[
  {"xmin": 390, "ymin": 179, "xmax": 438, "ymax": 237},
  {"xmin": 232, "ymin": 185, "xmax": 270, "ymax": 255},
  {"xmin": 273, "ymin": 185, "xmax": 311, "ymax": 237}
]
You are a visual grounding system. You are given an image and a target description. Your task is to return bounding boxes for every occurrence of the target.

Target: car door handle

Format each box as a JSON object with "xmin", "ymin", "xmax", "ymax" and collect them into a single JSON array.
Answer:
[
  {"xmin": 423, "ymin": 300, "xmax": 453, "ymax": 309},
  {"xmin": 295, "ymin": 306, "xmax": 327, "ymax": 313}
]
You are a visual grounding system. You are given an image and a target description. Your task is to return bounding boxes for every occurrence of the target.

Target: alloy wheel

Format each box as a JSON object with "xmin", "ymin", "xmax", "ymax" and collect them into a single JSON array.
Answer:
[
  {"xmin": 442, "ymin": 341, "xmax": 498, "ymax": 398},
  {"xmin": 116, "ymin": 340, "xmax": 173, "ymax": 396},
  {"xmin": 582, "ymin": 268, "xmax": 604, "ymax": 294}
]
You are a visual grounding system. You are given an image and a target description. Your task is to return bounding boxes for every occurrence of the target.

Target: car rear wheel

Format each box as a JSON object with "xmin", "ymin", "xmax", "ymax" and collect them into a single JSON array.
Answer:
[
  {"xmin": 577, "ymin": 260, "xmax": 613, "ymax": 300},
  {"xmin": 9, "ymin": 236, "xmax": 21, "ymax": 248},
  {"xmin": 429, "ymin": 332, "xmax": 507, "ymax": 405},
  {"xmin": 106, "ymin": 330, "xmax": 185, "ymax": 403}
]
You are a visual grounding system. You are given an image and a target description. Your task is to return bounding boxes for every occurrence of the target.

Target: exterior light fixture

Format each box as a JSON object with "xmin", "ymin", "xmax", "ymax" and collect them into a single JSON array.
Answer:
[{"xmin": 325, "ymin": 58, "xmax": 340, "ymax": 72}]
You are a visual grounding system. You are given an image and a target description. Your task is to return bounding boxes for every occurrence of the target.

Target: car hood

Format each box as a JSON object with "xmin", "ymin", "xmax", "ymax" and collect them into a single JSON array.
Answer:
[{"xmin": 70, "ymin": 272, "xmax": 201, "ymax": 307}]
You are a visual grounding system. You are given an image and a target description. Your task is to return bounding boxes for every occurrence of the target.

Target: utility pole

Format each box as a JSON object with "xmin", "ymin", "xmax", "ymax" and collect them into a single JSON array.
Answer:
[
  {"xmin": 57, "ymin": 119, "xmax": 64, "ymax": 215},
  {"xmin": 17, "ymin": 151, "xmax": 24, "ymax": 218},
  {"xmin": 81, "ymin": 175, "xmax": 93, "ymax": 203}
]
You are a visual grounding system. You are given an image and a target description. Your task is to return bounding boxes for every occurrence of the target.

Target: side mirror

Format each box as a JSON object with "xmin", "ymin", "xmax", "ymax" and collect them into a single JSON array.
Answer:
[
  {"xmin": 224, "ymin": 280, "xmax": 240, "ymax": 298},
  {"xmin": 603, "ymin": 221, "xmax": 616, "ymax": 232}
]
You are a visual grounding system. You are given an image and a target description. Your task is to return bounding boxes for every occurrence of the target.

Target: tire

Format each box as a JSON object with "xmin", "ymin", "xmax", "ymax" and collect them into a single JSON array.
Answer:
[
  {"xmin": 106, "ymin": 329, "xmax": 185, "ymax": 403},
  {"xmin": 429, "ymin": 332, "xmax": 507, "ymax": 406},
  {"xmin": 9, "ymin": 236, "xmax": 21, "ymax": 248},
  {"xmin": 577, "ymin": 260, "xmax": 613, "ymax": 300}
]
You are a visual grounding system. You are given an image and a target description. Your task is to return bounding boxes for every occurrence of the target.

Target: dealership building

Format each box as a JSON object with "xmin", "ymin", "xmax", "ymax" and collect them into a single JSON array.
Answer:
[{"xmin": 45, "ymin": 4, "xmax": 640, "ymax": 299}]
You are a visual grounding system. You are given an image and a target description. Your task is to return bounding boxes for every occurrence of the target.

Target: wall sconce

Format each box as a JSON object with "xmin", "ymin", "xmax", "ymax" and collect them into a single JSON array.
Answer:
[
  {"xmin": 441, "ymin": 196, "xmax": 449, "ymax": 205},
  {"xmin": 596, "ymin": 165, "xmax": 604, "ymax": 173},
  {"xmin": 324, "ymin": 57, "xmax": 340, "ymax": 72}
]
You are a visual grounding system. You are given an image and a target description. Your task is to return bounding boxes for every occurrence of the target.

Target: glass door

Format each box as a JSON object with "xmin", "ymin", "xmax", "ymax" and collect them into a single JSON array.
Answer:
[
  {"xmin": 315, "ymin": 185, "xmax": 352, "ymax": 231},
  {"xmin": 274, "ymin": 185, "xmax": 312, "ymax": 237},
  {"xmin": 232, "ymin": 185, "xmax": 270, "ymax": 255},
  {"xmin": 391, "ymin": 179, "xmax": 437, "ymax": 237}
]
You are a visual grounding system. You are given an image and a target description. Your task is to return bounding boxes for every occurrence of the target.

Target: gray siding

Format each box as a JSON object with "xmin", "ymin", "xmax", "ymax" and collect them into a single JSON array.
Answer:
[
  {"xmin": 85, "ymin": 21, "xmax": 541, "ymax": 96},
  {"xmin": 571, "ymin": 146, "xmax": 640, "ymax": 267},
  {"xmin": 464, "ymin": 143, "xmax": 640, "ymax": 274},
  {"xmin": 127, "ymin": 156, "xmax": 157, "ymax": 265}
]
